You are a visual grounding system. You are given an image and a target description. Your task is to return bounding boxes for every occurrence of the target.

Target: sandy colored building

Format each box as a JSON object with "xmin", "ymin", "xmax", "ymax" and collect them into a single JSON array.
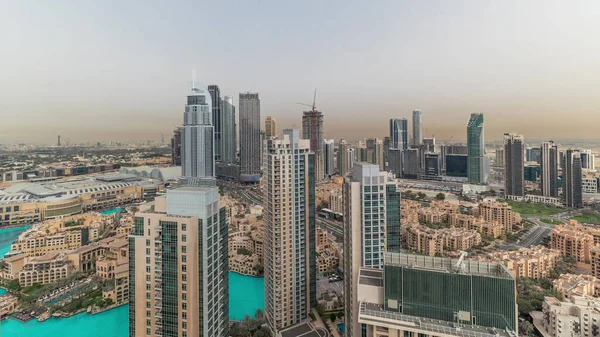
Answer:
[
  {"xmin": 329, "ymin": 191, "xmax": 343, "ymax": 214},
  {"xmin": 539, "ymin": 296, "xmax": 600, "ymax": 337},
  {"xmin": 553, "ymin": 274, "xmax": 600, "ymax": 299},
  {"xmin": 102, "ymin": 263, "xmax": 129, "ymax": 305},
  {"xmin": 449, "ymin": 213, "xmax": 504, "ymax": 238},
  {"xmin": 551, "ymin": 224, "xmax": 594, "ymax": 263},
  {"xmin": 18, "ymin": 252, "xmax": 73, "ymax": 286},
  {"xmin": 403, "ymin": 224, "xmax": 481, "ymax": 256},
  {"xmin": 474, "ymin": 200, "xmax": 522, "ymax": 232},
  {"xmin": 229, "ymin": 253, "xmax": 260, "ymax": 276},
  {"xmin": 485, "ymin": 246, "xmax": 561, "ymax": 279}
]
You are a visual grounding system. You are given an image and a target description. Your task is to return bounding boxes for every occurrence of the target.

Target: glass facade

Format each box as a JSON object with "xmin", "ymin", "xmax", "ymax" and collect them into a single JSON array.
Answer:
[
  {"xmin": 161, "ymin": 221, "xmax": 179, "ymax": 337},
  {"xmin": 385, "ymin": 184, "xmax": 401, "ymax": 253},
  {"xmin": 383, "ymin": 264, "xmax": 517, "ymax": 331},
  {"xmin": 467, "ymin": 113, "xmax": 485, "ymax": 184},
  {"xmin": 128, "ymin": 237, "xmax": 136, "ymax": 337},
  {"xmin": 446, "ymin": 154, "xmax": 468, "ymax": 177}
]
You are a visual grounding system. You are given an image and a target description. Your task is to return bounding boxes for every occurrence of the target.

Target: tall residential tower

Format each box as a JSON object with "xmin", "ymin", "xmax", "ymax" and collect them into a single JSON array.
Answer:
[
  {"xmin": 221, "ymin": 95, "xmax": 237, "ymax": 164},
  {"xmin": 564, "ymin": 149, "xmax": 583, "ymax": 208},
  {"xmin": 265, "ymin": 116, "xmax": 277, "ymax": 138},
  {"xmin": 264, "ymin": 129, "xmax": 316, "ymax": 333}
]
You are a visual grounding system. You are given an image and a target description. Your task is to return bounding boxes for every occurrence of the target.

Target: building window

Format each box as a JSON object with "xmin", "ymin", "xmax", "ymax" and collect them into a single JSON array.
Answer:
[
  {"xmin": 182, "ymin": 235, "xmax": 187, "ymax": 242},
  {"xmin": 182, "ymin": 224, "xmax": 186, "ymax": 231}
]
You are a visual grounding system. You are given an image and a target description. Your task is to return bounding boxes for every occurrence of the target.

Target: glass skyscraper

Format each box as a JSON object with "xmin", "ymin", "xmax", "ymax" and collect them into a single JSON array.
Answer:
[
  {"xmin": 220, "ymin": 95, "xmax": 237, "ymax": 164},
  {"xmin": 503, "ymin": 133, "xmax": 524, "ymax": 197},
  {"xmin": 239, "ymin": 92, "xmax": 261, "ymax": 182},
  {"xmin": 467, "ymin": 113, "xmax": 486, "ymax": 184},
  {"xmin": 389, "ymin": 118, "xmax": 408, "ymax": 150},
  {"xmin": 412, "ymin": 109, "xmax": 422, "ymax": 146}
]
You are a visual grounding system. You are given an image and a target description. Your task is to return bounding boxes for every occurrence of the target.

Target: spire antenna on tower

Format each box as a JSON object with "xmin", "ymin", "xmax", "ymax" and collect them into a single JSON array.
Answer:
[{"xmin": 192, "ymin": 68, "xmax": 197, "ymax": 89}]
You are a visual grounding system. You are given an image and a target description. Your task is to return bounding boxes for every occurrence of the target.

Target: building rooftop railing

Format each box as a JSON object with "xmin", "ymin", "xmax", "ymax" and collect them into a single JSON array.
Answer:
[{"xmin": 359, "ymin": 302, "xmax": 516, "ymax": 337}]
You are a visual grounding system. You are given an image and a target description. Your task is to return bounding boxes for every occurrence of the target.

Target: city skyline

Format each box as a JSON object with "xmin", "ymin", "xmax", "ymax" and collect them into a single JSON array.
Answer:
[{"xmin": 3, "ymin": 1, "xmax": 600, "ymax": 143}]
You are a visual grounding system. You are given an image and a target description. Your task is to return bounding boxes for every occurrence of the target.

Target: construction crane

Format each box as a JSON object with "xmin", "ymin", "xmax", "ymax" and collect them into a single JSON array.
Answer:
[{"xmin": 296, "ymin": 89, "xmax": 317, "ymax": 113}]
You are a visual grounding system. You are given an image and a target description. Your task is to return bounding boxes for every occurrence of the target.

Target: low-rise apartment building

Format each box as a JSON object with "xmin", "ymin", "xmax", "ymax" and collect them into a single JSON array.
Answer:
[
  {"xmin": 18, "ymin": 252, "xmax": 73, "ymax": 287},
  {"xmin": 553, "ymin": 274, "xmax": 600, "ymax": 299},
  {"xmin": 403, "ymin": 224, "xmax": 481, "ymax": 256},
  {"xmin": 485, "ymin": 246, "xmax": 561, "ymax": 279},
  {"xmin": 551, "ymin": 224, "xmax": 595, "ymax": 263},
  {"xmin": 474, "ymin": 200, "xmax": 522, "ymax": 232},
  {"xmin": 537, "ymin": 296, "xmax": 600, "ymax": 337},
  {"xmin": 449, "ymin": 213, "xmax": 504, "ymax": 238}
]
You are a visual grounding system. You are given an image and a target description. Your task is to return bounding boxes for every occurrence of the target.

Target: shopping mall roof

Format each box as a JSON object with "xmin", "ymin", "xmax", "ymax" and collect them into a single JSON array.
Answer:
[
  {"xmin": 0, "ymin": 173, "xmax": 161, "ymax": 206},
  {"xmin": 120, "ymin": 166, "xmax": 181, "ymax": 182}
]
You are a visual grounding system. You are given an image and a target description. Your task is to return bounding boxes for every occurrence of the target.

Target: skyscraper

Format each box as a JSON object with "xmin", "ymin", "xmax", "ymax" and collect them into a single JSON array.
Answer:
[
  {"xmin": 526, "ymin": 147, "xmax": 542, "ymax": 164},
  {"xmin": 265, "ymin": 116, "xmax": 276, "ymax": 138},
  {"xmin": 221, "ymin": 95, "xmax": 237, "ymax": 164},
  {"xmin": 239, "ymin": 92, "xmax": 261, "ymax": 182},
  {"xmin": 343, "ymin": 163, "xmax": 398, "ymax": 337},
  {"xmin": 504, "ymin": 133, "xmax": 525, "ymax": 197},
  {"xmin": 130, "ymin": 83, "xmax": 228, "ymax": 337},
  {"xmin": 208, "ymin": 85, "xmax": 222, "ymax": 161},
  {"xmin": 564, "ymin": 149, "xmax": 583, "ymax": 208},
  {"xmin": 412, "ymin": 109, "xmax": 422, "ymax": 146},
  {"xmin": 540, "ymin": 141, "xmax": 559, "ymax": 197},
  {"xmin": 423, "ymin": 137, "xmax": 435, "ymax": 153},
  {"xmin": 388, "ymin": 149, "xmax": 403, "ymax": 178},
  {"xmin": 171, "ymin": 127, "xmax": 182, "ymax": 166},
  {"xmin": 264, "ymin": 129, "xmax": 315, "ymax": 333},
  {"xmin": 302, "ymin": 108, "xmax": 324, "ymax": 180},
  {"xmin": 323, "ymin": 139, "xmax": 335, "ymax": 178},
  {"xmin": 337, "ymin": 139, "xmax": 349, "ymax": 175},
  {"xmin": 389, "ymin": 118, "xmax": 408, "ymax": 150},
  {"xmin": 424, "ymin": 153, "xmax": 441, "ymax": 178},
  {"xmin": 581, "ymin": 149, "xmax": 596, "ymax": 170},
  {"xmin": 366, "ymin": 138, "xmax": 384, "ymax": 169},
  {"xmin": 467, "ymin": 113, "xmax": 486, "ymax": 184}
]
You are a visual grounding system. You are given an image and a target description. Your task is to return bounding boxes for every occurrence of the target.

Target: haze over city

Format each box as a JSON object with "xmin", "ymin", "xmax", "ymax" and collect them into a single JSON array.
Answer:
[{"xmin": 2, "ymin": 1, "xmax": 600, "ymax": 144}]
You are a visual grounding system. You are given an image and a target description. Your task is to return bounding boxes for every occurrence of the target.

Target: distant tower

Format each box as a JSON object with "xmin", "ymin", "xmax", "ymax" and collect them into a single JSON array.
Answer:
[
  {"xmin": 412, "ymin": 109, "xmax": 422, "ymax": 146},
  {"xmin": 564, "ymin": 149, "xmax": 583, "ymax": 208},
  {"xmin": 239, "ymin": 92, "xmax": 261, "ymax": 182},
  {"xmin": 208, "ymin": 85, "xmax": 222, "ymax": 162},
  {"xmin": 57, "ymin": 135, "xmax": 61, "ymax": 147},
  {"xmin": 503, "ymin": 133, "xmax": 525, "ymax": 197},
  {"xmin": 389, "ymin": 118, "xmax": 408, "ymax": 150},
  {"xmin": 221, "ymin": 95, "xmax": 237, "ymax": 164},
  {"xmin": 540, "ymin": 141, "xmax": 559, "ymax": 197},
  {"xmin": 302, "ymin": 108, "xmax": 324, "ymax": 181},
  {"xmin": 171, "ymin": 127, "xmax": 182, "ymax": 166},
  {"xmin": 337, "ymin": 140, "xmax": 349, "ymax": 175},
  {"xmin": 323, "ymin": 139, "xmax": 335, "ymax": 178},
  {"xmin": 265, "ymin": 116, "xmax": 277, "ymax": 138},
  {"xmin": 467, "ymin": 113, "xmax": 486, "ymax": 184}
]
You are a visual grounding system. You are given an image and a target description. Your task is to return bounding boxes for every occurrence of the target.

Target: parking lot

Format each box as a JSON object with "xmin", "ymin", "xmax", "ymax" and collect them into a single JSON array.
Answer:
[{"xmin": 316, "ymin": 276, "xmax": 344, "ymax": 297}]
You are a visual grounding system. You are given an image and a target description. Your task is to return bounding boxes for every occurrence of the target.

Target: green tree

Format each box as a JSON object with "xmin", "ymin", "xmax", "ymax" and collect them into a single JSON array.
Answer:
[
  {"xmin": 417, "ymin": 192, "xmax": 427, "ymax": 199},
  {"xmin": 329, "ymin": 312, "xmax": 337, "ymax": 322},
  {"xmin": 519, "ymin": 320, "xmax": 535, "ymax": 336},
  {"xmin": 436, "ymin": 193, "xmax": 445, "ymax": 200},
  {"xmin": 130, "ymin": 206, "xmax": 139, "ymax": 214}
]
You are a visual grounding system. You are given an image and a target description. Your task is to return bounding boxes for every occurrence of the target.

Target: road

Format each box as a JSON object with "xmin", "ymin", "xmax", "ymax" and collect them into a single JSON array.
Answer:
[{"xmin": 502, "ymin": 212, "xmax": 574, "ymax": 249}]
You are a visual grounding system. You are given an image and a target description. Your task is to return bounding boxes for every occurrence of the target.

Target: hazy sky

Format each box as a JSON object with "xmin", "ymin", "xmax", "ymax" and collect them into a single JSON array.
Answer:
[{"xmin": 1, "ymin": 1, "xmax": 600, "ymax": 144}]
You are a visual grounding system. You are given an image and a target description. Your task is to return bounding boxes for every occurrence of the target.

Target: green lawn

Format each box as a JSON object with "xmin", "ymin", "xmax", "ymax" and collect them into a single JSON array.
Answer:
[
  {"xmin": 572, "ymin": 211, "xmax": 600, "ymax": 225},
  {"xmin": 539, "ymin": 218, "xmax": 562, "ymax": 225},
  {"xmin": 498, "ymin": 199, "xmax": 564, "ymax": 216}
]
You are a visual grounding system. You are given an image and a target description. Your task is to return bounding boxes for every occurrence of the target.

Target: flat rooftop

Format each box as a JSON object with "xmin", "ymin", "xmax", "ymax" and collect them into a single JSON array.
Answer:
[
  {"xmin": 359, "ymin": 302, "xmax": 516, "ymax": 337},
  {"xmin": 384, "ymin": 252, "xmax": 514, "ymax": 279},
  {"xmin": 359, "ymin": 268, "xmax": 383, "ymax": 287}
]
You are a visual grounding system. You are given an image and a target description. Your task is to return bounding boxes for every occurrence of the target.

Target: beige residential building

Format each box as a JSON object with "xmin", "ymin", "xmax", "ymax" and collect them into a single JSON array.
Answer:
[
  {"xmin": 229, "ymin": 253, "xmax": 260, "ymax": 276},
  {"xmin": 102, "ymin": 263, "xmax": 129, "ymax": 305},
  {"xmin": 329, "ymin": 191, "xmax": 343, "ymax": 214},
  {"xmin": 417, "ymin": 207, "xmax": 448, "ymax": 224},
  {"xmin": 264, "ymin": 129, "xmax": 315, "ymax": 333},
  {"xmin": 485, "ymin": 246, "xmax": 561, "ymax": 279},
  {"xmin": 449, "ymin": 213, "xmax": 504, "ymax": 238},
  {"xmin": 551, "ymin": 224, "xmax": 594, "ymax": 263},
  {"xmin": 539, "ymin": 296, "xmax": 600, "ymax": 337},
  {"xmin": 0, "ymin": 254, "xmax": 26, "ymax": 280},
  {"xmin": 474, "ymin": 200, "xmax": 522, "ymax": 232},
  {"xmin": 403, "ymin": 224, "xmax": 481, "ymax": 256},
  {"xmin": 18, "ymin": 252, "xmax": 73, "ymax": 286},
  {"xmin": 553, "ymin": 274, "xmax": 600, "ymax": 299}
]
